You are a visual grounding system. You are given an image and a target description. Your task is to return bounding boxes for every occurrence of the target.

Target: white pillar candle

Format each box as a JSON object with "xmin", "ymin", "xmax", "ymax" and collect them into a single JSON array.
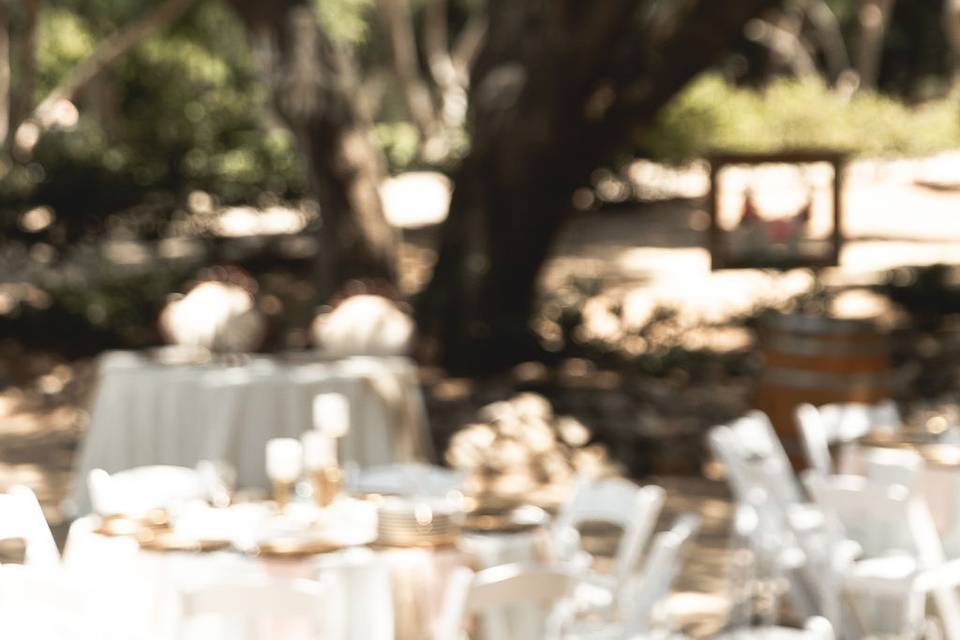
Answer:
[
  {"xmin": 302, "ymin": 430, "xmax": 337, "ymax": 469},
  {"xmin": 313, "ymin": 393, "xmax": 350, "ymax": 438},
  {"xmin": 266, "ymin": 438, "xmax": 303, "ymax": 483}
]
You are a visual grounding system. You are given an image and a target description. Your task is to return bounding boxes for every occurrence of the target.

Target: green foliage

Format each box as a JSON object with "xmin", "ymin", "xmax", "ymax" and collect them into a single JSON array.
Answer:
[
  {"xmin": 882, "ymin": 264, "xmax": 960, "ymax": 318},
  {"xmin": 36, "ymin": 8, "xmax": 96, "ymax": 96},
  {"xmin": 316, "ymin": 0, "xmax": 376, "ymax": 44},
  {"xmin": 0, "ymin": 257, "xmax": 192, "ymax": 356},
  {"xmin": 642, "ymin": 75, "xmax": 960, "ymax": 161},
  {"xmin": 375, "ymin": 121, "xmax": 421, "ymax": 170},
  {"xmin": 3, "ymin": 0, "xmax": 305, "ymax": 241}
]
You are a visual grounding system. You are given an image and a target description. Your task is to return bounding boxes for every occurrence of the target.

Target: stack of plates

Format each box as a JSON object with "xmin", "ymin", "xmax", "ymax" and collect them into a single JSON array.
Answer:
[{"xmin": 376, "ymin": 497, "xmax": 462, "ymax": 548}]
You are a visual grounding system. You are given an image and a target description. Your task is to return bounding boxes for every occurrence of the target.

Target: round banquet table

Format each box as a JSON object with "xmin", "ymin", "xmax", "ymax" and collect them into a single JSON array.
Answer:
[
  {"xmin": 70, "ymin": 350, "xmax": 432, "ymax": 514},
  {"xmin": 63, "ymin": 516, "xmax": 394, "ymax": 640},
  {"xmin": 62, "ymin": 511, "xmax": 549, "ymax": 640}
]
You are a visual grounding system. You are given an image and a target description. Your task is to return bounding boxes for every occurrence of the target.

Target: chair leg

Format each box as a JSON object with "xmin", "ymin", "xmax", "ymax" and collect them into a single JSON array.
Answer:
[
  {"xmin": 932, "ymin": 586, "xmax": 960, "ymax": 640},
  {"xmin": 903, "ymin": 591, "xmax": 928, "ymax": 640}
]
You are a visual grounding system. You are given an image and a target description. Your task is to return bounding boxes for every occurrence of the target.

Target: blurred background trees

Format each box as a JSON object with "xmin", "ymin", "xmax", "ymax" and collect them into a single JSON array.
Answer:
[{"xmin": 2, "ymin": 0, "xmax": 960, "ymax": 371}]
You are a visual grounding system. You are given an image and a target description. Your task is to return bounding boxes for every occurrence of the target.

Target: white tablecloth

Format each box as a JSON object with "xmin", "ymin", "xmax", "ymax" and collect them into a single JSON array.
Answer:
[
  {"xmin": 71, "ymin": 351, "xmax": 432, "ymax": 514},
  {"xmin": 62, "ymin": 516, "xmax": 394, "ymax": 640},
  {"xmin": 61, "ymin": 517, "xmax": 546, "ymax": 640}
]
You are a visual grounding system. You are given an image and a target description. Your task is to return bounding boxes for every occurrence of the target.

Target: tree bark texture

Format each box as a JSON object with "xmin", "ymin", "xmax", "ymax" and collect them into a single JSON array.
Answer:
[
  {"xmin": 419, "ymin": 0, "xmax": 780, "ymax": 372},
  {"xmin": 0, "ymin": 1, "xmax": 10, "ymax": 148},
  {"xmin": 855, "ymin": 0, "xmax": 895, "ymax": 90},
  {"xmin": 10, "ymin": 0, "xmax": 39, "ymax": 135},
  {"xmin": 807, "ymin": 0, "xmax": 851, "ymax": 84},
  {"xmin": 945, "ymin": 0, "xmax": 960, "ymax": 84},
  {"xmin": 229, "ymin": 0, "xmax": 398, "ymax": 292},
  {"xmin": 378, "ymin": 0, "xmax": 440, "ymax": 145}
]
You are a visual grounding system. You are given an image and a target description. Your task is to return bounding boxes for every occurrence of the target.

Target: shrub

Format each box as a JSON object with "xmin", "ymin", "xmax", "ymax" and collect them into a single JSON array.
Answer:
[{"xmin": 641, "ymin": 75, "xmax": 960, "ymax": 161}]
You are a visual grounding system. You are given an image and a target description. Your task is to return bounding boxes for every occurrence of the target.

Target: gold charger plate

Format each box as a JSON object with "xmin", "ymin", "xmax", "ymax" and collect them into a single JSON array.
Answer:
[
  {"xmin": 372, "ymin": 535, "xmax": 460, "ymax": 550},
  {"xmin": 462, "ymin": 505, "xmax": 548, "ymax": 534},
  {"xmin": 93, "ymin": 510, "xmax": 171, "ymax": 537},
  {"xmin": 254, "ymin": 537, "xmax": 345, "ymax": 559},
  {"xmin": 137, "ymin": 531, "xmax": 232, "ymax": 553}
]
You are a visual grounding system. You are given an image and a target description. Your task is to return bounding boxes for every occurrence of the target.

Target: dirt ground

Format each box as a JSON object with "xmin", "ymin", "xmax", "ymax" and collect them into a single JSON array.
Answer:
[{"xmin": 3, "ymin": 154, "xmax": 960, "ymax": 633}]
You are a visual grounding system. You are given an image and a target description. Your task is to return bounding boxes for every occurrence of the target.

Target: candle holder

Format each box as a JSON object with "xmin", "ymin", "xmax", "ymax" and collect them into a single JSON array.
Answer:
[
  {"xmin": 272, "ymin": 479, "xmax": 295, "ymax": 511},
  {"xmin": 310, "ymin": 466, "xmax": 342, "ymax": 508}
]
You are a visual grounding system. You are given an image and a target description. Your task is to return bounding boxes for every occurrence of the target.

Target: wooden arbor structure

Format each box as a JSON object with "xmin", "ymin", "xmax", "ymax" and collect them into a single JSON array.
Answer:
[{"xmin": 707, "ymin": 150, "xmax": 848, "ymax": 271}]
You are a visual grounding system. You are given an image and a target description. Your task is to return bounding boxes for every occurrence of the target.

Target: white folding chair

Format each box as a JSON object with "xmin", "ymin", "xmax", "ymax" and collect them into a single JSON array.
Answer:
[
  {"xmin": 621, "ymin": 513, "xmax": 701, "ymax": 635},
  {"xmin": 795, "ymin": 400, "xmax": 901, "ymax": 477},
  {"xmin": 434, "ymin": 564, "xmax": 575, "ymax": 640},
  {"xmin": 88, "ymin": 465, "xmax": 207, "ymax": 515},
  {"xmin": 178, "ymin": 580, "xmax": 330, "ymax": 640},
  {"xmin": 0, "ymin": 485, "xmax": 59, "ymax": 567},
  {"xmin": 708, "ymin": 421, "xmax": 820, "ymax": 533},
  {"xmin": 806, "ymin": 473, "xmax": 960, "ymax": 640},
  {"xmin": 552, "ymin": 478, "xmax": 665, "ymax": 613},
  {"xmin": 795, "ymin": 403, "xmax": 834, "ymax": 478},
  {"xmin": 709, "ymin": 424, "xmax": 822, "ymax": 625},
  {"xmin": 727, "ymin": 411, "xmax": 804, "ymax": 504}
]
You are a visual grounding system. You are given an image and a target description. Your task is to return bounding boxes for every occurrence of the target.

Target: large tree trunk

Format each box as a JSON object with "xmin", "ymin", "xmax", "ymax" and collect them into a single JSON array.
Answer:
[
  {"xmin": 419, "ymin": 0, "xmax": 779, "ymax": 373},
  {"xmin": 230, "ymin": 0, "xmax": 398, "ymax": 293}
]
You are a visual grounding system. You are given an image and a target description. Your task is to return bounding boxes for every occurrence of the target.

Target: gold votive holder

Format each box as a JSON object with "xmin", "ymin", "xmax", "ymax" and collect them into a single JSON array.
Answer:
[
  {"xmin": 310, "ymin": 466, "xmax": 342, "ymax": 508},
  {"xmin": 272, "ymin": 479, "xmax": 295, "ymax": 511}
]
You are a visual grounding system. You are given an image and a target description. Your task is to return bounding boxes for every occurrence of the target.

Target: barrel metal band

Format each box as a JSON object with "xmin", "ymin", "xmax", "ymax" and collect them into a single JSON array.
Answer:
[
  {"xmin": 761, "ymin": 367, "xmax": 895, "ymax": 390},
  {"xmin": 762, "ymin": 335, "xmax": 890, "ymax": 357}
]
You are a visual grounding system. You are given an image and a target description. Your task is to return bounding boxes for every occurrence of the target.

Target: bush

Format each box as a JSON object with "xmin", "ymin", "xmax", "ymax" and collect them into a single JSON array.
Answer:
[
  {"xmin": 1, "ymin": 1, "xmax": 306, "ymax": 242},
  {"xmin": 641, "ymin": 75, "xmax": 960, "ymax": 161}
]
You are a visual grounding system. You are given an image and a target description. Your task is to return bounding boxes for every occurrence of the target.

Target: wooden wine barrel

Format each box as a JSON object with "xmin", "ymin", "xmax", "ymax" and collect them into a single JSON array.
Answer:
[{"xmin": 753, "ymin": 312, "xmax": 894, "ymax": 466}]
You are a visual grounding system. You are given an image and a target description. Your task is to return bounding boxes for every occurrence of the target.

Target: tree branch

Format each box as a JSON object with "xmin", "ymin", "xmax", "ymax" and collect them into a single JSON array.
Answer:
[
  {"xmin": 10, "ymin": 0, "xmax": 40, "ymax": 134},
  {"xmin": 13, "ymin": 0, "xmax": 197, "ymax": 156},
  {"xmin": 806, "ymin": 0, "xmax": 851, "ymax": 83},
  {"xmin": 450, "ymin": 10, "xmax": 488, "ymax": 80},
  {"xmin": 854, "ymin": 0, "xmax": 895, "ymax": 90},
  {"xmin": 746, "ymin": 15, "xmax": 818, "ymax": 77},
  {"xmin": 378, "ymin": 0, "xmax": 440, "ymax": 147}
]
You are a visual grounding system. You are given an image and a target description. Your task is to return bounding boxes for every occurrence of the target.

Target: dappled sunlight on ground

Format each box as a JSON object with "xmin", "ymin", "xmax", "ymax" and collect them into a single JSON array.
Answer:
[
  {"xmin": 655, "ymin": 476, "xmax": 737, "ymax": 638},
  {"xmin": 546, "ymin": 153, "xmax": 960, "ymax": 332}
]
